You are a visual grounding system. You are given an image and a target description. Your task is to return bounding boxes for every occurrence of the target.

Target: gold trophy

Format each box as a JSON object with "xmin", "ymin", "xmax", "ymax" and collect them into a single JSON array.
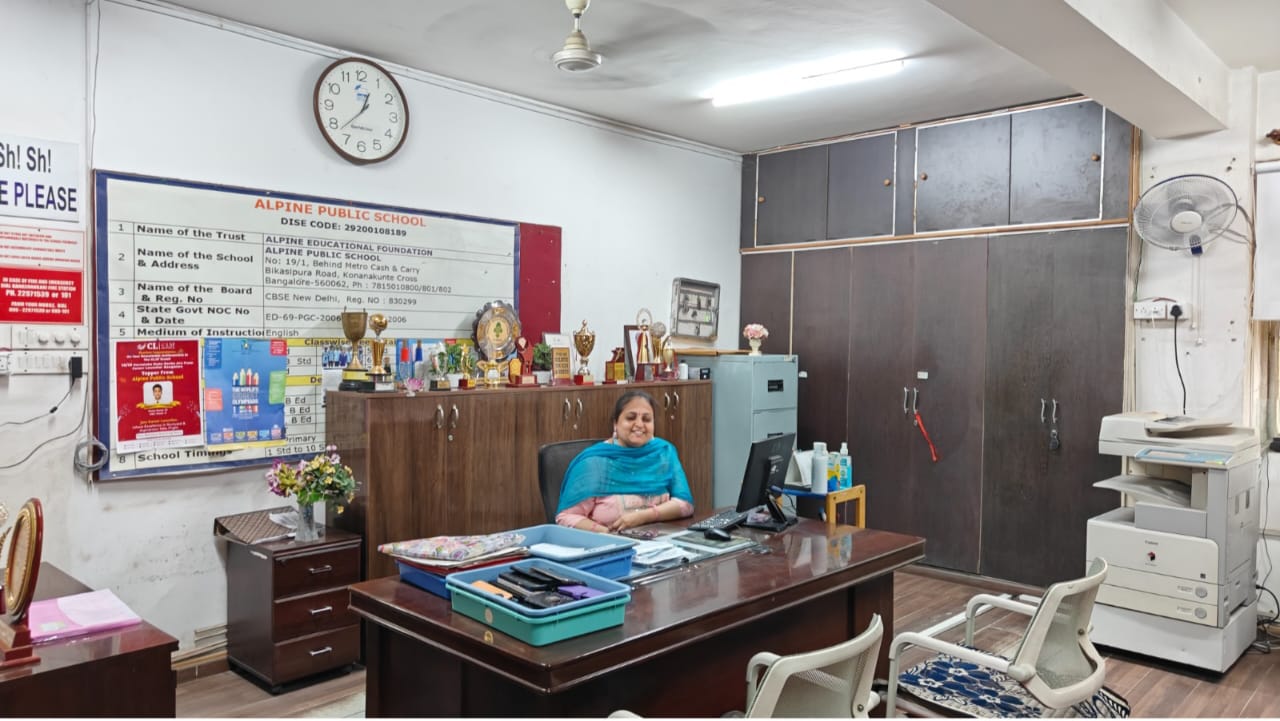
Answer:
[
  {"xmin": 365, "ymin": 313, "xmax": 394, "ymax": 392},
  {"xmin": 651, "ymin": 320, "xmax": 677, "ymax": 378},
  {"xmin": 573, "ymin": 319, "xmax": 595, "ymax": 385},
  {"xmin": 633, "ymin": 309, "xmax": 659, "ymax": 382},
  {"xmin": 338, "ymin": 308, "xmax": 368, "ymax": 391}
]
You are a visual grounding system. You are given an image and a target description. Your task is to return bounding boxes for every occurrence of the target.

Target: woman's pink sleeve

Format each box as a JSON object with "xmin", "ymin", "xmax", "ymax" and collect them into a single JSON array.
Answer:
[{"xmin": 556, "ymin": 497, "xmax": 597, "ymax": 528}]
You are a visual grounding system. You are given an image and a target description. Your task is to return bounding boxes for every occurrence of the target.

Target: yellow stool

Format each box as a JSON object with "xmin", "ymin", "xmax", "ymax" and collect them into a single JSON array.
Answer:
[{"xmin": 825, "ymin": 484, "xmax": 866, "ymax": 528}]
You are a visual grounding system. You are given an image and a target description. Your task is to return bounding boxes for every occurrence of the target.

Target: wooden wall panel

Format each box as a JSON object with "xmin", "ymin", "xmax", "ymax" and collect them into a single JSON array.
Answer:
[{"xmin": 792, "ymin": 247, "xmax": 852, "ymax": 449}]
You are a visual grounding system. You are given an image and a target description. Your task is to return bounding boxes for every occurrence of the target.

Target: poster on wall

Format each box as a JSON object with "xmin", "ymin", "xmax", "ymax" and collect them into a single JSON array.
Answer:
[
  {"xmin": 0, "ymin": 134, "xmax": 81, "ymax": 223},
  {"xmin": 202, "ymin": 337, "xmax": 288, "ymax": 450},
  {"xmin": 0, "ymin": 223, "xmax": 84, "ymax": 323},
  {"xmin": 111, "ymin": 339, "xmax": 203, "ymax": 454}
]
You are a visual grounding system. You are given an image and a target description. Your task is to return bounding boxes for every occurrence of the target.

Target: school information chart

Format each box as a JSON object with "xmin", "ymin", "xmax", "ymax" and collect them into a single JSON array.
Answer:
[{"xmin": 94, "ymin": 172, "xmax": 518, "ymax": 479}]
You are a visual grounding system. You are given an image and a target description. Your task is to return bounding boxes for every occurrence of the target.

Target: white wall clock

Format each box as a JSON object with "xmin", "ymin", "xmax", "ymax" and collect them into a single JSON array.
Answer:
[{"xmin": 313, "ymin": 57, "xmax": 409, "ymax": 165}]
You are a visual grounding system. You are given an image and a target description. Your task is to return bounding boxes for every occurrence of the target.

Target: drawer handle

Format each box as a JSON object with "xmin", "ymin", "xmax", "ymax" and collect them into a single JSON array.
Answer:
[
  {"xmin": 308, "ymin": 646, "xmax": 334, "ymax": 657},
  {"xmin": 308, "ymin": 564, "xmax": 334, "ymax": 575},
  {"xmin": 309, "ymin": 605, "xmax": 334, "ymax": 615},
  {"xmin": 672, "ymin": 391, "xmax": 680, "ymax": 408}
]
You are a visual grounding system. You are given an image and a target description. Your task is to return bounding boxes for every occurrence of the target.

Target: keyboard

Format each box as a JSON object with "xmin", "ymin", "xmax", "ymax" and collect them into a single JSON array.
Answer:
[{"xmin": 687, "ymin": 509, "xmax": 749, "ymax": 532}]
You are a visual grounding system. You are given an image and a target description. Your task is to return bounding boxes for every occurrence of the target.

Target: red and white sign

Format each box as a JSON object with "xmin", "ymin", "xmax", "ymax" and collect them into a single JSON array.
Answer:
[
  {"xmin": 0, "ymin": 223, "xmax": 84, "ymax": 323},
  {"xmin": 113, "ymin": 339, "xmax": 203, "ymax": 454}
]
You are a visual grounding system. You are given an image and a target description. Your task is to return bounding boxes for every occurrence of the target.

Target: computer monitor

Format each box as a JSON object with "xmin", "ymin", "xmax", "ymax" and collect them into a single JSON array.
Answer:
[{"xmin": 735, "ymin": 432, "xmax": 798, "ymax": 532}]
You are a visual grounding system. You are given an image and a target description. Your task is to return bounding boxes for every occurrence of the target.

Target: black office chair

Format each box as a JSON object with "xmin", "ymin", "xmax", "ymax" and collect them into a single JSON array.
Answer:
[{"xmin": 538, "ymin": 438, "xmax": 601, "ymax": 522}]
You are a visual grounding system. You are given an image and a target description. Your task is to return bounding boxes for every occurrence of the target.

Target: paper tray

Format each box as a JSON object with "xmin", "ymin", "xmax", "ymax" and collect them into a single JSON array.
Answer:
[
  {"xmin": 514, "ymin": 524, "xmax": 637, "ymax": 579},
  {"xmin": 445, "ymin": 559, "xmax": 630, "ymax": 618},
  {"xmin": 450, "ymin": 585, "xmax": 628, "ymax": 647}
]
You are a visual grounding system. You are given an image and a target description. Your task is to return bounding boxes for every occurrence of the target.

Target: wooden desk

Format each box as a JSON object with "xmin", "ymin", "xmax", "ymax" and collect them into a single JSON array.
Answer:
[
  {"xmin": 349, "ymin": 520, "xmax": 924, "ymax": 717},
  {"xmin": 0, "ymin": 563, "xmax": 178, "ymax": 717}
]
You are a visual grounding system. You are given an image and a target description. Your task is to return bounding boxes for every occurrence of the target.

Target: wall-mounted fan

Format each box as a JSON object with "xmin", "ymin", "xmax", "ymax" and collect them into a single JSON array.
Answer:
[
  {"xmin": 552, "ymin": 0, "xmax": 603, "ymax": 73},
  {"xmin": 1133, "ymin": 174, "xmax": 1238, "ymax": 255}
]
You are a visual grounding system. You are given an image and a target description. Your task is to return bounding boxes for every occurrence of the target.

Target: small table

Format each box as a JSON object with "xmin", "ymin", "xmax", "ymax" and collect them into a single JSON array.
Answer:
[
  {"xmin": 0, "ymin": 563, "xmax": 178, "ymax": 717},
  {"xmin": 781, "ymin": 484, "xmax": 867, "ymax": 527}
]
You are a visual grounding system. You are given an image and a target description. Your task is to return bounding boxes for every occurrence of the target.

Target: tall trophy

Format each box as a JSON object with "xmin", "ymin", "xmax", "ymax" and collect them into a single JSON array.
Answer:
[
  {"xmin": 338, "ymin": 308, "xmax": 368, "ymax": 391},
  {"xmin": 633, "ymin": 309, "xmax": 659, "ymax": 382},
  {"xmin": 573, "ymin": 319, "xmax": 595, "ymax": 385},
  {"xmin": 365, "ymin": 313, "xmax": 394, "ymax": 392},
  {"xmin": 651, "ymin": 320, "xmax": 677, "ymax": 378}
]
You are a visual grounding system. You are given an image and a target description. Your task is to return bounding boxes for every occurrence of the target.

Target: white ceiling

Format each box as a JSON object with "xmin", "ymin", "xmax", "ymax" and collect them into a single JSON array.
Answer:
[{"xmin": 162, "ymin": 0, "xmax": 1277, "ymax": 154}]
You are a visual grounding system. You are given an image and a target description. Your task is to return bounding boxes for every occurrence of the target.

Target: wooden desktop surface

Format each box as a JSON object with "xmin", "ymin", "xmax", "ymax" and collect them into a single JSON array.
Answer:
[
  {"xmin": 0, "ymin": 563, "xmax": 178, "ymax": 717},
  {"xmin": 349, "ymin": 519, "xmax": 924, "ymax": 717}
]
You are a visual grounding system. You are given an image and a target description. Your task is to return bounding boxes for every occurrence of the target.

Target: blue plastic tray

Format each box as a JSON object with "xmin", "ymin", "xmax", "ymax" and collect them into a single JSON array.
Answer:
[
  {"xmin": 396, "ymin": 561, "xmax": 452, "ymax": 599},
  {"xmin": 451, "ymin": 585, "xmax": 628, "ymax": 646},
  {"xmin": 514, "ymin": 524, "xmax": 637, "ymax": 579},
  {"xmin": 445, "ymin": 558, "xmax": 630, "ymax": 618}
]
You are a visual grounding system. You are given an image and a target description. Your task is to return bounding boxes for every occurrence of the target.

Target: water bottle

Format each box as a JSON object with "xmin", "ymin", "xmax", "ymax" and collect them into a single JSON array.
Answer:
[
  {"xmin": 811, "ymin": 442, "xmax": 828, "ymax": 494},
  {"xmin": 838, "ymin": 442, "xmax": 852, "ymax": 489}
]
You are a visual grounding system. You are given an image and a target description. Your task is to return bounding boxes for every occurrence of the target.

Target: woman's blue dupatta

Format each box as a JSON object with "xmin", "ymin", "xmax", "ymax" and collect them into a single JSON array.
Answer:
[{"xmin": 556, "ymin": 437, "xmax": 693, "ymax": 513}]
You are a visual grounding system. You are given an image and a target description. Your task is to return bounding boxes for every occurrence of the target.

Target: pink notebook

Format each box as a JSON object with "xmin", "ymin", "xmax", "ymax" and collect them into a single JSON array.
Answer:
[{"xmin": 27, "ymin": 589, "xmax": 142, "ymax": 643}]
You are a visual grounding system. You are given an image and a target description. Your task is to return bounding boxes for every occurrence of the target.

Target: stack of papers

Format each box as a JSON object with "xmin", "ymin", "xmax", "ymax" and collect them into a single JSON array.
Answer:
[
  {"xmin": 28, "ymin": 589, "xmax": 142, "ymax": 644},
  {"xmin": 632, "ymin": 541, "xmax": 691, "ymax": 567}
]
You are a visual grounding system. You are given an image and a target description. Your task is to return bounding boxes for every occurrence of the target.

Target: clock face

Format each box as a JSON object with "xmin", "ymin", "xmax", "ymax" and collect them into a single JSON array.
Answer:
[{"xmin": 313, "ymin": 58, "xmax": 409, "ymax": 165}]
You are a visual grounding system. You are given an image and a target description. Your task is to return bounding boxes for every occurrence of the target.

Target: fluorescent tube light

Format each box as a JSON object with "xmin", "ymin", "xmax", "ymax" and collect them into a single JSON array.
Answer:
[{"xmin": 707, "ymin": 52, "xmax": 906, "ymax": 107}]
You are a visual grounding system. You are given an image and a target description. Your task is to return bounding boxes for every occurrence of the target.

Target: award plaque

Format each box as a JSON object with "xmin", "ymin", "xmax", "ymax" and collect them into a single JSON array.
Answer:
[
  {"xmin": 604, "ymin": 347, "xmax": 627, "ymax": 384},
  {"xmin": 0, "ymin": 498, "xmax": 43, "ymax": 668},
  {"xmin": 551, "ymin": 346, "xmax": 573, "ymax": 384},
  {"xmin": 364, "ymin": 313, "xmax": 395, "ymax": 392},
  {"xmin": 572, "ymin": 320, "xmax": 595, "ymax": 385},
  {"xmin": 473, "ymin": 301, "xmax": 521, "ymax": 362},
  {"xmin": 338, "ymin": 309, "xmax": 368, "ymax": 391},
  {"xmin": 508, "ymin": 336, "xmax": 536, "ymax": 386}
]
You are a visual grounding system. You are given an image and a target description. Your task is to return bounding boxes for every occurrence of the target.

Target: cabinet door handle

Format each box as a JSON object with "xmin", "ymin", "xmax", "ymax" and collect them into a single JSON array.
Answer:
[
  {"xmin": 434, "ymin": 404, "xmax": 445, "ymax": 429},
  {"xmin": 1040, "ymin": 398, "xmax": 1046, "ymax": 424},
  {"xmin": 309, "ymin": 605, "xmax": 334, "ymax": 616},
  {"xmin": 902, "ymin": 387, "xmax": 909, "ymax": 415},
  {"xmin": 672, "ymin": 391, "xmax": 680, "ymax": 408},
  {"xmin": 911, "ymin": 387, "xmax": 919, "ymax": 414},
  {"xmin": 308, "ymin": 564, "xmax": 333, "ymax": 575},
  {"xmin": 308, "ymin": 646, "xmax": 334, "ymax": 657},
  {"xmin": 919, "ymin": 171, "xmax": 928, "ymax": 181},
  {"xmin": 757, "ymin": 195, "xmax": 765, "ymax": 204},
  {"xmin": 1051, "ymin": 398, "xmax": 1059, "ymax": 425},
  {"xmin": 450, "ymin": 404, "xmax": 460, "ymax": 429},
  {"xmin": 1090, "ymin": 153, "xmax": 1101, "ymax": 162},
  {"xmin": 663, "ymin": 392, "xmax": 671, "ymax": 409},
  {"xmin": 576, "ymin": 398, "xmax": 584, "ymax": 418},
  {"xmin": 883, "ymin": 178, "xmax": 892, "ymax": 187},
  {"xmin": 562, "ymin": 398, "xmax": 571, "ymax": 421}
]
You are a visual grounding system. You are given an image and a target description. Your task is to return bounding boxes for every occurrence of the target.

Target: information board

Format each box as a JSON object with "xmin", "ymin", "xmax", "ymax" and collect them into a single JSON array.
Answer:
[{"xmin": 94, "ymin": 171, "xmax": 521, "ymax": 479}]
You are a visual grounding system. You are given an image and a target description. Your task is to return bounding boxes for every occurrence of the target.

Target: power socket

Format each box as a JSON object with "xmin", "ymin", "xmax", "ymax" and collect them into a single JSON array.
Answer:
[
  {"xmin": 0, "ymin": 351, "xmax": 9, "ymax": 375},
  {"xmin": 1133, "ymin": 301, "xmax": 1168, "ymax": 320},
  {"xmin": 69, "ymin": 355, "xmax": 83, "ymax": 385}
]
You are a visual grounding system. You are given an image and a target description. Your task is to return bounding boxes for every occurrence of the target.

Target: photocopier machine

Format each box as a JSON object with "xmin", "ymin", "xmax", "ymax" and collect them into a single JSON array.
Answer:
[{"xmin": 1086, "ymin": 411, "xmax": 1261, "ymax": 672}]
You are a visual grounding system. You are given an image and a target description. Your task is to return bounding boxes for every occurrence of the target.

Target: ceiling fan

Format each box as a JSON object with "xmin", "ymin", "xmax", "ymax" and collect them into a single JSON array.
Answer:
[{"xmin": 552, "ymin": 0, "xmax": 603, "ymax": 73}]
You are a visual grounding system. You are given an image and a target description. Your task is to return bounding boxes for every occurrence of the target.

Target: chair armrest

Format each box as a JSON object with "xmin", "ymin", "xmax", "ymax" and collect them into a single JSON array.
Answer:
[
  {"xmin": 608, "ymin": 711, "xmax": 641, "ymax": 718},
  {"xmin": 964, "ymin": 593, "xmax": 1038, "ymax": 644},
  {"xmin": 746, "ymin": 652, "xmax": 781, "ymax": 705},
  {"xmin": 888, "ymin": 631, "xmax": 1012, "ymax": 673}
]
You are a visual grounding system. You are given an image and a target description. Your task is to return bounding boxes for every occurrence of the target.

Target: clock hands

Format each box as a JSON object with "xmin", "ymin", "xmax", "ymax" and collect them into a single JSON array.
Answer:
[{"xmin": 340, "ymin": 88, "xmax": 371, "ymax": 129}]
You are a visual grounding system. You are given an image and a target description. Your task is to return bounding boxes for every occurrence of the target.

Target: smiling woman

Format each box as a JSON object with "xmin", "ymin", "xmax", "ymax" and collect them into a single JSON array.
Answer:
[{"xmin": 554, "ymin": 391, "xmax": 695, "ymax": 533}]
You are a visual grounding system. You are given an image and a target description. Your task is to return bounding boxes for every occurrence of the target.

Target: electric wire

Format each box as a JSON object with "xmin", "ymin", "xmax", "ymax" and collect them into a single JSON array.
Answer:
[
  {"xmin": 0, "ymin": 385, "xmax": 73, "ymax": 428},
  {"xmin": 0, "ymin": 384, "xmax": 90, "ymax": 470},
  {"xmin": 1172, "ymin": 313, "xmax": 1187, "ymax": 415}
]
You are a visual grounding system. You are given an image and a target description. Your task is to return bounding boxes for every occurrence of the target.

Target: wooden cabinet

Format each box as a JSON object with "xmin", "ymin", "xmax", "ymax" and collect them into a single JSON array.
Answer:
[
  {"xmin": 847, "ymin": 237, "xmax": 987, "ymax": 573},
  {"xmin": 329, "ymin": 383, "xmax": 712, "ymax": 580},
  {"xmin": 740, "ymin": 251, "xmax": 793, "ymax": 353},
  {"xmin": 1010, "ymin": 101, "xmax": 1104, "ymax": 224},
  {"xmin": 756, "ymin": 145, "xmax": 828, "ymax": 245},
  {"xmin": 826, "ymin": 132, "xmax": 896, "ymax": 239},
  {"xmin": 981, "ymin": 227, "xmax": 1126, "ymax": 586},
  {"xmin": 1102, "ymin": 109, "xmax": 1134, "ymax": 220},
  {"xmin": 915, "ymin": 114, "xmax": 1011, "ymax": 232},
  {"xmin": 792, "ymin": 247, "xmax": 851, "ymax": 449},
  {"xmin": 226, "ymin": 529, "xmax": 361, "ymax": 691}
]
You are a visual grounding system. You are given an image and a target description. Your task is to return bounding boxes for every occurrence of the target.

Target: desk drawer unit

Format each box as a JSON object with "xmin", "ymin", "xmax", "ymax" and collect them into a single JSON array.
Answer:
[{"xmin": 226, "ymin": 528, "xmax": 362, "ymax": 692}]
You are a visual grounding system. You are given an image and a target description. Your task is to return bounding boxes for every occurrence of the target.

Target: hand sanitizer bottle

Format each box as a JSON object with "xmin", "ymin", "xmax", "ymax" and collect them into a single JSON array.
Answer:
[{"xmin": 838, "ymin": 442, "xmax": 852, "ymax": 489}]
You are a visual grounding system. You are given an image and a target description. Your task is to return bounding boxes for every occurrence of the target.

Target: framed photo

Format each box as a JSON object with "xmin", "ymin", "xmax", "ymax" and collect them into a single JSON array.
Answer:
[
  {"xmin": 543, "ymin": 332, "xmax": 571, "ymax": 349},
  {"xmin": 623, "ymin": 325, "xmax": 641, "ymax": 378}
]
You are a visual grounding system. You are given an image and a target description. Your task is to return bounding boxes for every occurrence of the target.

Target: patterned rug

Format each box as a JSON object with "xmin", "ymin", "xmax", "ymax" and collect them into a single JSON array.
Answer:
[{"xmin": 897, "ymin": 652, "xmax": 1130, "ymax": 718}]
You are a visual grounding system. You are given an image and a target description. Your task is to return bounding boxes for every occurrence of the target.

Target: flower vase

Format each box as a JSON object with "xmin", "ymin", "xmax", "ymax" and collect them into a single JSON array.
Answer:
[
  {"xmin": 748, "ymin": 338, "xmax": 763, "ymax": 355},
  {"xmin": 295, "ymin": 501, "xmax": 323, "ymax": 542}
]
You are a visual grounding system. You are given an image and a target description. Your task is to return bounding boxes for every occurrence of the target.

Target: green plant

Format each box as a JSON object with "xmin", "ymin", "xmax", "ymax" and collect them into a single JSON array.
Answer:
[
  {"xmin": 532, "ymin": 342, "xmax": 553, "ymax": 371},
  {"xmin": 265, "ymin": 446, "xmax": 358, "ymax": 511},
  {"xmin": 443, "ymin": 342, "xmax": 465, "ymax": 373}
]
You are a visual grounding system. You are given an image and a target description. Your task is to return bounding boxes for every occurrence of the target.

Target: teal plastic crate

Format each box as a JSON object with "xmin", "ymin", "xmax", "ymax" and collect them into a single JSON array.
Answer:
[
  {"xmin": 450, "ymin": 584, "xmax": 628, "ymax": 646},
  {"xmin": 446, "ymin": 559, "xmax": 630, "ymax": 617}
]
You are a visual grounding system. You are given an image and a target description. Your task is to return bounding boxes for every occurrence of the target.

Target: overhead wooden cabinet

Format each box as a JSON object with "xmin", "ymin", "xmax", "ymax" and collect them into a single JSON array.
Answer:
[
  {"xmin": 914, "ymin": 114, "xmax": 1011, "ymax": 232},
  {"xmin": 1010, "ymin": 101, "xmax": 1104, "ymax": 224},
  {"xmin": 826, "ymin": 133, "xmax": 896, "ymax": 239},
  {"xmin": 848, "ymin": 236, "xmax": 988, "ymax": 573},
  {"xmin": 329, "ymin": 382, "xmax": 712, "ymax": 580},
  {"xmin": 980, "ymin": 227, "xmax": 1126, "ymax": 586},
  {"xmin": 756, "ymin": 145, "xmax": 829, "ymax": 245}
]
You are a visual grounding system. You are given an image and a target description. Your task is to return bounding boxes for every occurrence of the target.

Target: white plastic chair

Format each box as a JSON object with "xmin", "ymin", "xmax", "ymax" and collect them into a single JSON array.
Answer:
[
  {"xmin": 610, "ymin": 613, "xmax": 883, "ymax": 718},
  {"xmin": 883, "ymin": 558, "xmax": 1109, "ymax": 718}
]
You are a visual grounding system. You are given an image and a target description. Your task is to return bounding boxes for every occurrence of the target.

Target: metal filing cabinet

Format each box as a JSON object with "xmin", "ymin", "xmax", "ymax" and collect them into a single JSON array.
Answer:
[{"xmin": 686, "ymin": 354, "xmax": 798, "ymax": 507}]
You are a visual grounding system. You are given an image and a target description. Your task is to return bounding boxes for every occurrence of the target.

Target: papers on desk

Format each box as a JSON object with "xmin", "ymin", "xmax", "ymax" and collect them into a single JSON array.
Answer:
[
  {"xmin": 28, "ymin": 589, "xmax": 141, "ymax": 643},
  {"xmin": 668, "ymin": 530, "xmax": 755, "ymax": 553},
  {"xmin": 632, "ymin": 541, "xmax": 691, "ymax": 567}
]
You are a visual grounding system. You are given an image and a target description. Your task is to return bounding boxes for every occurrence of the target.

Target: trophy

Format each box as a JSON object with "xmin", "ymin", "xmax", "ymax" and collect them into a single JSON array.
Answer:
[
  {"xmin": 573, "ymin": 320, "xmax": 595, "ymax": 385},
  {"xmin": 338, "ymin": 308, "xmax": 368, "ymax": 391},
  {"xmin": 364, "ymin": 313, "xmax": 394, "ymax": 392},
  {"xmin": 604, "ymin": 347, "xmax": 627, "ymax": 384},
  {"xmin": 509, "ymin": 336, "xmax": 536, "ymax": 386},
  {"xmin": 633, "ymin": 309, "xmax": 659, "ymax": 382},
  {"xmin": 651, "ymin": 320, "xmax": 677, "ymax": 378}
]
